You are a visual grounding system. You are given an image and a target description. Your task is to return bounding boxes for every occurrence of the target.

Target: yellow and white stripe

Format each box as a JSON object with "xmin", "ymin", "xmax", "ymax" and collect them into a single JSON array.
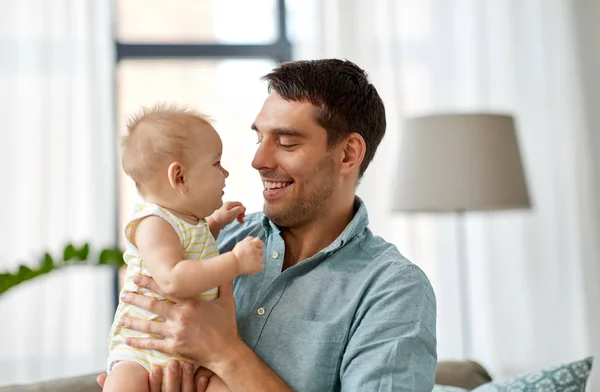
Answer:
[{"xmin": 107, "ymin": 202, "xmax": 219, "ymax": 380}]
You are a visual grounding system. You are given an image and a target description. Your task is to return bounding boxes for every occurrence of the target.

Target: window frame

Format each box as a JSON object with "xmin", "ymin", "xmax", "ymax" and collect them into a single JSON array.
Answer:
[{"xmin": 115, "ymin": 0, "xmax": 292, "ymax": 62}]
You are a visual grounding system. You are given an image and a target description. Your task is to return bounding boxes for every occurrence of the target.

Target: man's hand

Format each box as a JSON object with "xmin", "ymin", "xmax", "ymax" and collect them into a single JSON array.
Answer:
[
  {"xmin": 96, "ymin": 362, "xmax": 209, "ymax": 392},
  {"xmin": 208, "ymin": 201, "xmax": 246, "ymax": 237},
  {"xmin": 232, "ymin": 236, "xmax": 264, "ymax": 275},
  {"xmin": 118, "ymin": 275, "xmax": 242, "ymax": 372}
]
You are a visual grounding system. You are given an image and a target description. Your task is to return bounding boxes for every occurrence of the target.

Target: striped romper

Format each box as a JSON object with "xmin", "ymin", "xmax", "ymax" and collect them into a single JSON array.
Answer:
[{"xmin": 107, "ymin": 202, "xmax": 219, "ymax": 381}]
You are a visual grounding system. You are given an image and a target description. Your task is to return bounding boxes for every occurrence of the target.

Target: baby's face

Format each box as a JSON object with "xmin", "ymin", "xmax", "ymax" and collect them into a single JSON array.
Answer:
[{"xmin": 182, "ymin": 125, "xmax": 229, "ymax": 219}]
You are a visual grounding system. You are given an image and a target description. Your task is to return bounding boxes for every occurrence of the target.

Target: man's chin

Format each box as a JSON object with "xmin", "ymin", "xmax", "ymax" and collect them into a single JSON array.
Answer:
[{"xmin": 263, "ymin": 204, "xmax": 285, "ymax": 225}]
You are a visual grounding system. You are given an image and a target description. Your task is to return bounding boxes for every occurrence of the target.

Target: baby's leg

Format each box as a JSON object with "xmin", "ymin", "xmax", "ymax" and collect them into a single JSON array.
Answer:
[
  {"xmin": 104, "ymin": 362, "xmax": 150, "ymax": 392},
  {"xmin": 205, "ymin": 375, "xmax": 231, "ymax": 392}
]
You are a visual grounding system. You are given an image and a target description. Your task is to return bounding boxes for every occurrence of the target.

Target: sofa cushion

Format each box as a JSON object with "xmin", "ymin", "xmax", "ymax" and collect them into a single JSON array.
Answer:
[
  {"xmin": 0, "ymin": 361, "xmax": 493, "ymax": 391},
  {"xmin": 0, "ymin": 374, "xmax": 100, "ymax": 392},
  {"xmin": 436, "ymin": 360, "xmax": 493, "ymax": 389},
  {"xmin": 473, "ymin": 356, "xmax": 593, "ymax": 392}
]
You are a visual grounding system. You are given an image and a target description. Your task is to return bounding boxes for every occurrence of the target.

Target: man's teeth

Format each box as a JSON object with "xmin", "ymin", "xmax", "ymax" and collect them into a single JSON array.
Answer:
[{"xmin": 264, "ymin": 181, "xmax": 291, "ymax": 190}]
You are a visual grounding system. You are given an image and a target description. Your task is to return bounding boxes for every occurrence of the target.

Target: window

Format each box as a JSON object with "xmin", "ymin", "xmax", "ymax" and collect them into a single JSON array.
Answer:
[{"xmin": 114, "ymin": 0, "xmax": 292, "ymax": 241}]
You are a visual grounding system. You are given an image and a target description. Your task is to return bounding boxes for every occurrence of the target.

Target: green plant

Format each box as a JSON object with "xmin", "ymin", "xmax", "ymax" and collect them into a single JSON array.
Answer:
[{"xmin": 0, "ymin": 243, "xmax": 124, "ymax": 296}]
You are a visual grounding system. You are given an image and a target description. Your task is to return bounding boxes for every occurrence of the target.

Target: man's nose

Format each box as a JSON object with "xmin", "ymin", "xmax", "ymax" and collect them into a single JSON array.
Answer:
[{"xmin": 252, "ymin": 140, "xmax": 276, "ymax": 170}]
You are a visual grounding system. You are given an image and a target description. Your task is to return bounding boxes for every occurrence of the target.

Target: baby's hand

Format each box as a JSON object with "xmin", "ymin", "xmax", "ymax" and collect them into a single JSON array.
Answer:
[
  {"xmin": 210, "ymin": 201, "xmax": 246, "ymax": 229},
  {"xmin": 232, "ymin": 236, "xmax": 264, "ymax": 275}
]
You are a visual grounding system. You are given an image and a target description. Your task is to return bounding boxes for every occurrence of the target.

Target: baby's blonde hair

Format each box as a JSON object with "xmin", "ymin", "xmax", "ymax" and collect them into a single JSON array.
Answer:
[{"xmin": 121, "ymin": 103, "xmax": 211, "ymax": 191}]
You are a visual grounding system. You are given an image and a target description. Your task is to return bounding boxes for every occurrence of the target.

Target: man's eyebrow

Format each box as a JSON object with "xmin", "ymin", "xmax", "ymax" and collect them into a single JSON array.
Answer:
[{"xmin": 251, "ymin": 123, "xmax": 306, "ymax": 138}]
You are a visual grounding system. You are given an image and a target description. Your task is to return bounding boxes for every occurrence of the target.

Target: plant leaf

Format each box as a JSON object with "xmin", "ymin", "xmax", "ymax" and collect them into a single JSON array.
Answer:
[
  {"xmin": 0, "ymin": 243, "xmax": 123, "ymax": 296},
  {"xmin": 63, "ymin": 244, "xmax": 77, "ymax": 261},
  {"xmin": 99, "ymin": 248, "xmax": 124, "ymax": 268},
  {"xmin": 40, "ymin": 253, "xmax": 54, "ymax": 273}
]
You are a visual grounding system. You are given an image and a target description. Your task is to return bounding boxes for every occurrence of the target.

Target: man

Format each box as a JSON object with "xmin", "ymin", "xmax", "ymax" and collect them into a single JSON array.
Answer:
[{"xmin": 99, "ymin": 59, "xmax": 437, "ymax": 391}]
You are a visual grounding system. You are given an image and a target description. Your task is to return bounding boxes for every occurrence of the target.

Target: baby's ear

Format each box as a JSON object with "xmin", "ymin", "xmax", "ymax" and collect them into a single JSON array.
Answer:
[{"xmin": 167, "ymin": 161, "xmax": 185, "ymax": 191}]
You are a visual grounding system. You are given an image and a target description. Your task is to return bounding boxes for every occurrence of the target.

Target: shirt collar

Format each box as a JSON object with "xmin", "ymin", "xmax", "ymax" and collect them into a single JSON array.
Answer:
[{"xmin": 261, "ymin": 196, "xmax": 369, "ymax": 252}]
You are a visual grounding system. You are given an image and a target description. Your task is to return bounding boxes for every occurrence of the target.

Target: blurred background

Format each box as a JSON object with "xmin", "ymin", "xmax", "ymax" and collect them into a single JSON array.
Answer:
[{"xmin": 1, "ymin": 0, "xmax": 600, "ymax": 389}]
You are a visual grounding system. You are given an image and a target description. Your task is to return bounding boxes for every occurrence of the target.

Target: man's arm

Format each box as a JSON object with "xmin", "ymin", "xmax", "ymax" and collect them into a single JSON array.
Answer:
[
  {"xmin": 340, "ymin": 264, "xmax": 437, "ymax": 391},
  {"xmin": 119, "ymin": 277, "xmax": 292, "ymax": 392},
  {"xmin": 212, "ymin": 339, "xmax": 292, "ymax": 392}
]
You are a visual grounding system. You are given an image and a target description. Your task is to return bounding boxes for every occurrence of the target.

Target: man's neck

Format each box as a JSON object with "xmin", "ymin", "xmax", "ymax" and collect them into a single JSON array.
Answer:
[{"xmin": 280, "ymin": 194, "xmax": 356, "ymax": 270}]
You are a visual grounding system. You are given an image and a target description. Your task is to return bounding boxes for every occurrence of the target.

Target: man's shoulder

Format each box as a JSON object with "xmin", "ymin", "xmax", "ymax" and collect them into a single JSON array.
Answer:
[
  {"xmin": 351, "ymin": 232, "xmax": 437, "ymax": 331},
  {"xmin": 216, "ymin": 211, "xmax": 266, "ymax": 253},
  {"xmin": 358, "ymin": 230, "xmax": 412, "ymax": 269},
  {"xmin": 357, "ymin": 231, "xmax": 434, "ymax": 294}
]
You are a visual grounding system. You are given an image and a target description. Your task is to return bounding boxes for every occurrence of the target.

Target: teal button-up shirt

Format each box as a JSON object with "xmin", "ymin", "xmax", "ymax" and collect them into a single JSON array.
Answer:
[{"xmin": 217, "ymin": 198, "xmax": 437, "ymax": 391}]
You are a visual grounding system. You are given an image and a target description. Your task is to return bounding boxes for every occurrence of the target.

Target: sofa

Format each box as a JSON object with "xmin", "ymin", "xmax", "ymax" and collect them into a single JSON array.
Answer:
[{"xmin": 0, "ymin": 361, "xmax": 493, "ymax": 391}]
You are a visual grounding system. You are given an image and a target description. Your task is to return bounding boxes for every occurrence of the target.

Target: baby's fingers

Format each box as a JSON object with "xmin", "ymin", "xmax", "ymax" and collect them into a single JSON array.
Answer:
[
  {"xmin": 252, "ymin": 237, "xmax": 264, "ymax": 248},
  {"xmin": 236, "ymin": 212, "xmax": 246, "ymax": 223}
]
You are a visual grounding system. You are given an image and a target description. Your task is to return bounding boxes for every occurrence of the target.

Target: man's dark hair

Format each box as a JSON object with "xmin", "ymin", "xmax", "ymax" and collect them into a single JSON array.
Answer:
[{"xmin": 261, "ymin": 59, "xmax": 386, "ymax": 177}]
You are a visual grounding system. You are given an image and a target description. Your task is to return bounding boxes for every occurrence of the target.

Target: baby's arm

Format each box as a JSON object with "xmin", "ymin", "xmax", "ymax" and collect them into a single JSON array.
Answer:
[
  {"xmin": 134, "ymin": 216, "xmax": 263, "ymax": 298},
  {"xmin": 207, "ymin": 201, "xmax": 246, "ymax": 239}
]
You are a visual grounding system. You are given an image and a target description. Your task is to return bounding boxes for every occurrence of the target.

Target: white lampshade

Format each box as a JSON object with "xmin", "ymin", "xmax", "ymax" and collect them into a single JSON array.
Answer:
[{"xmin": 391, "ymin": 113, "xmax": 531, "ymax": 212}]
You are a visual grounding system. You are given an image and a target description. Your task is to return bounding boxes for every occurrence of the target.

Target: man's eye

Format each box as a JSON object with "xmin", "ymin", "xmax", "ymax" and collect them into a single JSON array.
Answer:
[{"xmin": 278, "ymin": 140, "xmax": 298, "ymax": 148}]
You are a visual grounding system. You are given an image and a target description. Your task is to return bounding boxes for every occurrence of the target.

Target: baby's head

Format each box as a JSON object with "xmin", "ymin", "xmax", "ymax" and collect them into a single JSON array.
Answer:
[{"xmin": 121, "ymin": 103, "xmax": 229, "ymax": 219}]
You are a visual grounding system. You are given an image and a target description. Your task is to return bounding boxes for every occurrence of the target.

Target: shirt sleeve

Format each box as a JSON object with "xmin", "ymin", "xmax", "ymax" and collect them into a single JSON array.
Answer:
[{"xmin": 340, "ymin": 263, "xmax": 437, "ymax": 391}]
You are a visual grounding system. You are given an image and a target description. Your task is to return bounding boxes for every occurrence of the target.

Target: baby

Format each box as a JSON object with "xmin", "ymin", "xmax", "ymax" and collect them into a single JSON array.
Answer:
[{"xmin": 104, "ymin": 104, "xmax": 264, "ymax": 392}]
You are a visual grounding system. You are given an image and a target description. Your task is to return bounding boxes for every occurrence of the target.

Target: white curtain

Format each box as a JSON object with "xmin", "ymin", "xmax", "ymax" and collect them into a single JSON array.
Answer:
[
  {"xmin": 0, "ymin": 0, "xmax": 116, "ymax": 386},
  {"xmin": 288, "ymin": 0, "xmax": 600, "ymax": 389}
]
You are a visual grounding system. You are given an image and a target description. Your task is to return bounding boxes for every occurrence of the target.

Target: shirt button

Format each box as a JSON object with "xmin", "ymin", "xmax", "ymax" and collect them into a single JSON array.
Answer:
[
  {"xmin": 257, "ymin": 307, "xmax": 265, "ymax": 316},
  {"xmin": 271, "ymin": 251, "xmax": 279, "ymax": 259}
]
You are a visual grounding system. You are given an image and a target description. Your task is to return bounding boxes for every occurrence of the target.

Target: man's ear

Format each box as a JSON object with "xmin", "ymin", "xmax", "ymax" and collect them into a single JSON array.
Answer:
[
  {"xmin": 167, "ymin": 161, "xmax": 186, "ymax": 192},
  {"xmin": 339, "ymin": 132, "xmax": 366, "ymax": 176}
]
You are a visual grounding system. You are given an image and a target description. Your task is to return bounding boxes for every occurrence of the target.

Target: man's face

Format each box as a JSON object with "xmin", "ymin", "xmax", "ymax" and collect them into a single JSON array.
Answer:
[{"xmin": 251, "ymin": 92, "xmax": 337, "ymax": 227}]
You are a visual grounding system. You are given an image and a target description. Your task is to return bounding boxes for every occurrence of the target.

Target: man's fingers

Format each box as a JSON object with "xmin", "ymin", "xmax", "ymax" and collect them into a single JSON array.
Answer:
[
  {"xmin": 148, "ymin": 366, "xmax": 163, "ymax": 392},
  {"xmin": 119, "ymin": 316, "xmax": 166, "ymax": 338},
  {"xmin": 132, "ymin": 275, "xmax": 169, "ymax": 297},
  {"xmin": 96, "ymin": 373, "xmax": 107, "ymax": 388},
  {"xmin": 196, "ymin": 376, "xmax": 209, "ymax": 392},
  {"xmin": 181, "ymin": 363, "xmax": 195, "ymax": 392},
  {"xmin": 165, "ymin": 361, "xmax": 181, "ymax": 392},
  {"xmin": 194, "ymin": 367, "xmax": 214, "ymax": 379},
  {"xmin": 121, "ymin": 291, "xmax": 170, "ymax": 317},
  {"xmin": 125, "ymin": 336, "xmax": 165, "ymax": 352}
]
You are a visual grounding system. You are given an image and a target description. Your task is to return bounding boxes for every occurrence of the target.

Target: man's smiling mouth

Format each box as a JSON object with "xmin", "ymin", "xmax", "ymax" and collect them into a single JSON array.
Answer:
[{"xmin": 263, "ymin": 181, "xmax": 293, "ymax": 190}]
